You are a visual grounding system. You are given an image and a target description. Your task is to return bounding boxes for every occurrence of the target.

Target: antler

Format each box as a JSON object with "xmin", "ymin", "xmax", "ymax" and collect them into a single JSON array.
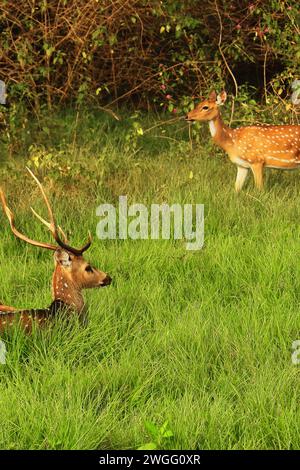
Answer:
[
  {"xmin": 0, "ymin": 168, "xmax": 92, "ymax": 256},
  {"xmin": 0, "ymin": 187, "xmax": 57, "ymax": 251},
  {"xmin": 30, "ymin": 207, "xmax": 68, "ymax": 243}
]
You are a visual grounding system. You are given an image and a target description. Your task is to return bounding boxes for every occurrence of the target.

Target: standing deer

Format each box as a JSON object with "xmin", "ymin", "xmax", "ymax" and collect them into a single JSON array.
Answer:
[
  {"xmin": 186, "ymin": 90, "xmax": 300, "ymax": 191},
  {"xmin": 0, "ymin": 169, "xmax": 111, "ymax": 333}
]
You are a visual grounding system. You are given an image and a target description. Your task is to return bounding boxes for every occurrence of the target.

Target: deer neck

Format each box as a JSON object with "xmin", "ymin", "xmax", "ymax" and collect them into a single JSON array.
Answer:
[
  {"xmin": 52, "ymin": 266, "xmax": 84, "ymax": 313},
  {"xmin": 209, "ymin": 113, "xmax": 232, "ymax": 152}
]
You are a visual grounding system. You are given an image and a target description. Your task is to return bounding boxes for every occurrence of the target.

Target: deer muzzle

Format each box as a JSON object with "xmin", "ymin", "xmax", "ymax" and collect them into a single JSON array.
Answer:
[{"xmin": 100, "ymin": 274, "xmax": 112, "ymax": 287}]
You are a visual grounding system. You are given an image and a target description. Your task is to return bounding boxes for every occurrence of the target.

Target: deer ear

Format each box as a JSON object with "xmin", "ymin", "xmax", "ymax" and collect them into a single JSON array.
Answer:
[
  {"xmin": 209, "ymin": 90, "xmax": 217, "ymax": 101},
  {"xmin": 54, "ymin": 249, "xmax": 72, "ymax": 267},
  {"xmin": 216, "ymin": 90, "xmax": 227, "ymax": 105}
]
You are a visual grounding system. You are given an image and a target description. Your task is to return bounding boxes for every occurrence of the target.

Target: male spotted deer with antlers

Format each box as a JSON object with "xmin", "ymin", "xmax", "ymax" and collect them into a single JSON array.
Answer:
[
  {"xmin": 0, "ymin": 168, "xmax": 111, "ymax": 333},
  {"xmin": 186, "ymin": 90, "xmax": 300, "ymax": 191}
]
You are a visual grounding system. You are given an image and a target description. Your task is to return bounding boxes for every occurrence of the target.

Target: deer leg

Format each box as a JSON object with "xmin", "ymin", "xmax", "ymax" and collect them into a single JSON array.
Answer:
[
  {"xmin": 235, "ymin": 166, "xmax": 249, "ymax": 192},
  {"xmin": 251, "ymin": 162, "xmax": 264, "ymax": 190}
]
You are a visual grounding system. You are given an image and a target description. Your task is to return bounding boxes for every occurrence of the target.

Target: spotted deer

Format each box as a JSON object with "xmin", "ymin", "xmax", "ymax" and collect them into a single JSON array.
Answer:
[
  {"xmin": 186, "ymin": 90, "xmax": 300, "ymax": 191},
  {"xmin": 0, "ymin": 169, "xmax": 111, "ymax": 333}
]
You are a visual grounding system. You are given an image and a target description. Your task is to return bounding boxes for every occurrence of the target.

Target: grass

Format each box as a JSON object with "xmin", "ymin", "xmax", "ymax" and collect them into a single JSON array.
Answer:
[{"xmin": 1, "ymin": 108, "xmax": 300, "ymax": 449}]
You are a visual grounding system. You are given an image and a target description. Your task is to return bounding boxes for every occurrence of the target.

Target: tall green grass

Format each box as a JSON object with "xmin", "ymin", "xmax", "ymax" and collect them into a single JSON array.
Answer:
[{"xmin": 1, "ymin": 110, "xmax": 300, "ymax": 449}]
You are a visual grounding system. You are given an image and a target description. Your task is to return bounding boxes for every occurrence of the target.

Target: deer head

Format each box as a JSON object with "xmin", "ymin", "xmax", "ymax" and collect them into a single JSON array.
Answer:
[
  {"xmin": 186, "ymin": 90, "xmax": 227, "ymax": 122},
  {"xmin": 0, "ymin": 168, "xmax": 111, "ymax": 314}
]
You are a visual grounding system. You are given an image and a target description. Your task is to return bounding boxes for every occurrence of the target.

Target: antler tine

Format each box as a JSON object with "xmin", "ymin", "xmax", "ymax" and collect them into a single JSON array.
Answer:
[
  {"xmin": 0, "ymin": 187, "xmax": 57, "ymax": 251},
  {"xmin": 26, "ymin": 167, "xmax": 92, "ymax": 256},
  {"xmin": 30, "ymin": 207, "xmax": 69, "ymax": 243},
  {"xmin": 80, "ymin": 231, "xmax": 92, "ymax": 254},
  {"xmin": 26, "ymin": 167, "xmax": 57, "ymax": 232}
]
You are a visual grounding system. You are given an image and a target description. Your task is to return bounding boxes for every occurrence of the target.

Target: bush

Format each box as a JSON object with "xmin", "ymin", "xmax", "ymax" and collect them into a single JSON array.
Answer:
[{"xmin": 0, "ymin": 0, "xmax": 299, "ymax": 111}]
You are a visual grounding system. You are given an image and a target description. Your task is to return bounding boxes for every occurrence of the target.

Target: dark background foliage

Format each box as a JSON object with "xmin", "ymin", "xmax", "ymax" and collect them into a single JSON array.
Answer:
[{"xmin": 0, "ymin": 0, "xmax": 299, "ymax": 111}]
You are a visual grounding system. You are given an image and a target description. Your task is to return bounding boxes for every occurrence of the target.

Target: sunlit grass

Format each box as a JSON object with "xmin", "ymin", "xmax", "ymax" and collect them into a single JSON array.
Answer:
[{"xmin": 1, "ymin": 110, "xmax": 300, "ymax": 449}]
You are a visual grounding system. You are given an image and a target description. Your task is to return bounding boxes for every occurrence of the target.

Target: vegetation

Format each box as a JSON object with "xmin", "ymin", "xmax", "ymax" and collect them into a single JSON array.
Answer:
[
  {"xmin": 1, "ymin": 110, "xmax": 300, "ymax": 449},
  {"xmin": 0, "ymin": 0, "xmax": 299, "ymax": 110},
  {"xmin": 0, "ymin": 0, "xmax": 300, "ymax": 451}
]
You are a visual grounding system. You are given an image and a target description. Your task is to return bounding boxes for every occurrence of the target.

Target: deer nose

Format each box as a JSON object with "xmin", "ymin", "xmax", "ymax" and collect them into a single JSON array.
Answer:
[{"xmin": 103, "ymin": 274, "xmax": 112, "ymax": 286}]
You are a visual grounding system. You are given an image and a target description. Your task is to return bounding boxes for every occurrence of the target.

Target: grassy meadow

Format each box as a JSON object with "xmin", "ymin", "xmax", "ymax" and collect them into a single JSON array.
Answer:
[{"xmin": 1, "ymin": 109, "xmax": 300, "ymax": 449}]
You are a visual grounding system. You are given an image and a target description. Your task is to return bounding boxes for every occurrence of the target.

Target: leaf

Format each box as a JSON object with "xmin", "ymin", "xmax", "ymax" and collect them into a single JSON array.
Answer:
[
  {"xmin": 158, "ymin": 421, "xmax": 174, "ymax": 439},
  {"xmin": 137, "ymin": 442, "xmax": 157, "ymax": 450},
  {"xmin": 144, "ymin": 421, "xmax": 159, "ymax": 439}
]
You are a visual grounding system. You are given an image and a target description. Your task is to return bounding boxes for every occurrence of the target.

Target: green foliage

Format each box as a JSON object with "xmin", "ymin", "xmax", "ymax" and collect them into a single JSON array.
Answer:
[
  {"xmin": 0, "ymin": 0, "xmax": 299, "ymax": 110},
  {"xmin": 138, "ymin": 421, "xmax": 174, "ymax": 450}
]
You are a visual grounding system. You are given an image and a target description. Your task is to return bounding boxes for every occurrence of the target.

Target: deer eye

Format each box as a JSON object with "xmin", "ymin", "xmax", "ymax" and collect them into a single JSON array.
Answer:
[
  {"xmin": 85, "ymin": 265, "xmax": 93, "ymax": 273},
  {"xmin": 202, "ymin": 106, "xmax": 209, "ymax": 110}
]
